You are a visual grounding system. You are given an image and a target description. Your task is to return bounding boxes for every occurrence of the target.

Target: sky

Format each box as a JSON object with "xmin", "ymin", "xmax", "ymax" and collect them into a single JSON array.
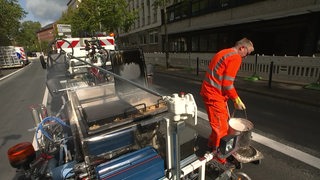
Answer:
[{"xmin": 19, "ymin": 0, "xmax": 69, "ymax": 27}]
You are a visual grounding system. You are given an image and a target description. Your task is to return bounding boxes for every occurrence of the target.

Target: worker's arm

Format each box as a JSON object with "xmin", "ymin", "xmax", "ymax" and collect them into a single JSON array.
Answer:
[{"xmin": 222, "ymin": 55, "xmax": 246, "ymax": 110}]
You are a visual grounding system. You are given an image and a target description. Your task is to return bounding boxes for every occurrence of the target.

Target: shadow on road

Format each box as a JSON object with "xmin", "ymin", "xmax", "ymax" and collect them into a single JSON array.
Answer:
[{"xmin": 0, "ymin": 134, "xmax": 22, "ymax": 148}]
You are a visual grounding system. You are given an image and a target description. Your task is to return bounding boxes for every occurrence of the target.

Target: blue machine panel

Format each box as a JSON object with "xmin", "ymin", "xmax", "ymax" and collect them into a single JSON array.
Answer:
[
  {"xmin": 87, "ymin": 128, "xmax": 134, "ymax": 156},
  {"xmin": 51, "ymin": 161, "xmax": 76, "ymax": 180},
  {"xmin": 95, "ymin": 146, "xmax": 165, "ymax": 180}
]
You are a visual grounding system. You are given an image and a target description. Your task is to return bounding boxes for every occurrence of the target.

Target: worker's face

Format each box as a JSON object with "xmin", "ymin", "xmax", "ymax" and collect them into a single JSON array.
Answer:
[{"xmin": 240, "ymin": 46, "xmax": 254, "ymax": 58}]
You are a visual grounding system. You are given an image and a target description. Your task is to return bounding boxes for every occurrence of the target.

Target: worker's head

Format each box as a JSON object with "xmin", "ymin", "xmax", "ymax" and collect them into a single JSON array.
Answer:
[{"xmin": 235, "ymin": 38, "xmax": 254, "ymax": 58}]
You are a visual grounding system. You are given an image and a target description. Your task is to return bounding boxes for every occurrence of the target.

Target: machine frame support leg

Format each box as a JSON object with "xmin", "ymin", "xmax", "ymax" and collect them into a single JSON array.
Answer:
[{"xmin": 165, "ymin": 117, "xmax": 186, "ymax": 180}]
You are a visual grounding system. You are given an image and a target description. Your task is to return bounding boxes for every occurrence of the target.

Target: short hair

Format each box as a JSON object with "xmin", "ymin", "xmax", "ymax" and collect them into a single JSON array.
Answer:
[{"xmin": 235, "ymin": 38, "xmax": 253, "ymax": 48}]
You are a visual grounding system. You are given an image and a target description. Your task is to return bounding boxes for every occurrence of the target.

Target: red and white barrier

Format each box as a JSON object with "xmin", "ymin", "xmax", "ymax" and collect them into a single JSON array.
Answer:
[
  {"xmin": 14, "ymin": 47, "xmax": 27, "ymax": 61},
  {"xmin": 56, "ymin": 36, "xmax": 115, "ymax": 57}
]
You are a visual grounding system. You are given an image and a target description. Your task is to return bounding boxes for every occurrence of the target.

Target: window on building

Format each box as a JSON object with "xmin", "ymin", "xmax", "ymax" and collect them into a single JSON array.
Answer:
[
  {"xmin": 140, "ymin": 34, "xmax": 147, "ymax": 45},
  {"xmin": 192, "ymin": 36, "xmax": 199, "ymax": 51},
  {"xmin": 220, "ymin": 0, "xmax": 230, "ymax": 8},
  {"xmin": 137, "ymin": 18, "xmax": 140, "ymax": 28},
  {"xmin": 142, "ymin": 17, "xmax": 145, "ymax": 26},
  {"xmin": 168, "ymin": 6, "xmax": 175, "ymax": 22},
  {"xmin": 147, "ymin": 0, "xmax": 151, "ymax": 25},
  {"xmin": 149, "ymin": 31, "xmax": 159, "ymax": 44},
  {"xmin": 142, "ymin": 2, "xmax": 145, "ymax": 26},
  {"xmin": 121, "ymin": 37, "xmax": 130, "ymax": 48},
  {"xmin": 218, "ymin": 33, "xmax": 230, "ymax": 49},
  {"xmin": 191, "ymin": 0, "xmax": 209, "ymax": 15},
  {"xmin": 169, "ymin": 37, "xmax": 187, "ymax": 52},
  {"xmin": 208, "ymin": 34, "xmax": 218, "ymax": 51},
  {"xmin": 167, "ymin": 1, "xmax": 189, "ymax": 22},
  {"xmin": 147, "ymin": 15, "xmax": 151, "ymax": 25},
  {"xmin": 153, "ymin": 9, "xmax": 158, "ymax": 23},
  {"xmin": 190, "ymin": 33, "xmax": 217, "ymax": 52},
  {"xmin": 199, "ymin": 35, "xmax": 208, "ymax": 51}
]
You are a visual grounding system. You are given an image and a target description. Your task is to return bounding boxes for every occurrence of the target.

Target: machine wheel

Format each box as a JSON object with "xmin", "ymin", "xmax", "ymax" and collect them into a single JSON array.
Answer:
[
  {"xmin": 46, "ymin": 39, "xmax": 74, "ymax": 69},
  {"xmin": 40, "ymin": 55, "xmax": 46, "ymax": 69},
  {"xmin": 235, "ymin": 172, "xmax": 251, "ymax": 180}
]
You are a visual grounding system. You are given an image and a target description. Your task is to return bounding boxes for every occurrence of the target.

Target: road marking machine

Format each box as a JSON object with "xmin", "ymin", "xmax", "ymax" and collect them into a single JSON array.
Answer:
[{"xmin": 7, "ymin": 37, "xmax": 260, "ymax": 180}]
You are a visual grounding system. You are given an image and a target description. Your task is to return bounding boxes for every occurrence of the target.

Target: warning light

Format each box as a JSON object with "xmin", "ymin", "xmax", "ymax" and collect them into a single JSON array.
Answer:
[
  {"xmin": 109, "ymin": 32, "xmax": 115, "ymax": 37},
  {"xmin": 7, "ymin": 142, "xmax": 36, "ymax": 168}
]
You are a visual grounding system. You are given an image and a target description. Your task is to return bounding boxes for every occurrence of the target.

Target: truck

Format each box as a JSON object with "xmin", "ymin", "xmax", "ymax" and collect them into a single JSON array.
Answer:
[
  {"xmin": 14, "ymin": 46, "xmax": 29, "ymax": 65},
  {"xmin": 7, "ymin": 37, "xmax": 252, "ymax": 180},
  {"xmin": 0, "ymin": 46, "xmax": 29, "ymax": 68}
]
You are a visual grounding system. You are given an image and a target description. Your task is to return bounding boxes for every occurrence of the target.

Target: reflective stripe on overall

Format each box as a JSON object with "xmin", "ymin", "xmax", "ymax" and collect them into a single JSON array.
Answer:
[{"xmin": 200, "ymin": 49, "xmax": 240, "ymax": 162}]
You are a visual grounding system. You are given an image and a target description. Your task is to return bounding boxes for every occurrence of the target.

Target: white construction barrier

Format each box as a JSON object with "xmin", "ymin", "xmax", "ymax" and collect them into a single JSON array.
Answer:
[{"xmin": 144, "ymin": 53, "xmax": 320, "ymax": 84}]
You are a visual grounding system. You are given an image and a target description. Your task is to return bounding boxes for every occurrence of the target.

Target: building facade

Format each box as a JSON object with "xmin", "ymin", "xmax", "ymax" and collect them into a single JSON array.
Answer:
[
  {"xmin": 36, "ymin": 0, "xmax": 80, "ymax": 43},
  {"xmin": 119, "ymin": 0, "xmax": 320, "ymax": 56},
  {"xmin": 118, "ymin": 0, "xmax": 163, "ymax": 52},
  {"xmin": 37, "ymin": 23, "xmax": 55, "ymax": 42}
]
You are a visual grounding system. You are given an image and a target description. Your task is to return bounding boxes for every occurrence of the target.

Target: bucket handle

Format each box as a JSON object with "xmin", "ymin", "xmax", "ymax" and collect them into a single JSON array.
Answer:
[{"xmin": 231, "ymin": 109, "xmax": 248, "ymax": 119}]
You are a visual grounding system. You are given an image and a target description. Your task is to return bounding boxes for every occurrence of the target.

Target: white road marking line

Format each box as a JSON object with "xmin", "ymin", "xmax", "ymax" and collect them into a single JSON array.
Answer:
[
  {"xmin": 197, "ymin": 110, "xmax": 320, "ymax": 170},
  {"xmin": 0, "ymin": 67, "xmax": 25, "ymax": 81},
  {"xmin": 252, "ymin": 132, "xmax": 320, "ymax": 169},
  {"xmin": 42, "ymin": 87, "xmax": 49, "ymax": 106},
  {"xmin": 0, "ymin": 62, "xmax": 33, "ymax": 81}
]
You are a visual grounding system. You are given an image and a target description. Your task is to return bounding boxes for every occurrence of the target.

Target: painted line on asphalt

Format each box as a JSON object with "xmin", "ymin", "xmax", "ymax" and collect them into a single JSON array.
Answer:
[
  {"xmin": 0, "ymin": 67, "xmax": 25, "ymax": 81},
  {"xmin": 252, "ymin": 132, "xmax": 320, "ymax": 169},
  {"xmin": 0, "ymin": 62, "xmax": 33, "ymax": 81},
  {"xmin": 42, "ymin": 87, "xmax": 49, "ymax": 106},
  {"xmin": 197, "ymin": 110, "xmax": 320, "ymax": 170}
]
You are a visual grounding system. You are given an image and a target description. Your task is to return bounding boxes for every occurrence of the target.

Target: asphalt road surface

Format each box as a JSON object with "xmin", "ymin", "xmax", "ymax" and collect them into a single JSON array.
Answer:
[
  {"xmin": 152, "ymin": 72, "xmax": 320, "ymax": 180},
  {"xmin": 0, "ymin": 60, "xmax": 319, "ymax": 179},
  {"xmin": 0, "ymin": 60, "xmax": 46, "ymax": 180}
]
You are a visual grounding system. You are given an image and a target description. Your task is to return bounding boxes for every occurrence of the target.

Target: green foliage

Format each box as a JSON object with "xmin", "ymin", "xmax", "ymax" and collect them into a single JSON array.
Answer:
[
  {"xmin": 98, "ymin": 0, "xmax": 137, "ymax": 33},
  {"xmin": 57, "ymin": 0, "xmax": 137, "ymax": 37},
  {"xmin": 56, "ymin": 7, "xmax": 77, "ymax": 37},
  {"xmin": 58, "ymin": 7, "xmax": 76, "ymax": 25},
  {"xmin": 0, "ymin": 0, "xmax": 26, "ymax": 45},
  {"xmin": 39, "ymin": 40, "xmax": 50, "ymax": 54},
  {"xmin": 15, "ymin": 21, "xmax": 41, "ymax": 52}
]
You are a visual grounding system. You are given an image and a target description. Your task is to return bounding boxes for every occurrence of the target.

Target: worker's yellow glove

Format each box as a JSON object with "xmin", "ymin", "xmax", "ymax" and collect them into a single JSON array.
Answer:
[{"xmin": 233, "ymin": 97, "xmax": 246, "ymax": 110}]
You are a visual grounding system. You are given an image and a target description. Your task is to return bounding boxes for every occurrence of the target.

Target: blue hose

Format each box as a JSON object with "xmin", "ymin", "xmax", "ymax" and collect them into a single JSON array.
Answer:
[{"xmin": 35, "ymin": 116, "xmax": 70, "ymax": 145}]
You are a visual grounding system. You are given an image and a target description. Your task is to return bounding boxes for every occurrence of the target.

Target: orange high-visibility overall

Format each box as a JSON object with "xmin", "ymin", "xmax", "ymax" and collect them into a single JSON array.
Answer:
[{"xmin": 200, "ymin": 48, "xmax": 242, "ymax": 161}]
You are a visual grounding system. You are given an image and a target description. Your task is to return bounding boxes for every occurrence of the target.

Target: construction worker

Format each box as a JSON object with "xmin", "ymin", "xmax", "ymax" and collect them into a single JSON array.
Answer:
[{"xmin": 200, "ymin": 38, "xmax": 254, "ymax": 164}]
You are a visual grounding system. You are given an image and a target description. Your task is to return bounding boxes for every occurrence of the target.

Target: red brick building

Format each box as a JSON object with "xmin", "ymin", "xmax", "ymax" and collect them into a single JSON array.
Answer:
[{"xmin": 37, "ymin": 23, "xmax": 55, "ymax": 42}]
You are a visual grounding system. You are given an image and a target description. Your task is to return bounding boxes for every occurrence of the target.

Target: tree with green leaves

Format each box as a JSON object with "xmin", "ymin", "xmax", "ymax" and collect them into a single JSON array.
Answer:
[
  {"xmin": 0, "ymin": 0, "xmax": 26, "ymax": 45},
  {"xmin": 57, "ymin": 0, "xmax": 137, "ymax": 38},
  {"xmin": 15, "ymin": 21, "xmax": 41, "ymax": 52}
]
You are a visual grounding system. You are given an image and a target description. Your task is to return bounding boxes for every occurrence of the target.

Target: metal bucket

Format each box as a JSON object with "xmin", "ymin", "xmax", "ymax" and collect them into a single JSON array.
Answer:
[{"xmin": 228, "ymin": 118, "xmax": 254, "ymax": 148}]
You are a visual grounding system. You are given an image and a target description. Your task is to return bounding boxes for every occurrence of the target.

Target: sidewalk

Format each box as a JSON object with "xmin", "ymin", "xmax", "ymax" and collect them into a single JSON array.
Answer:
[{"xmin": 155, "ymin": 67, "xmax": 320, "ymax": 107}]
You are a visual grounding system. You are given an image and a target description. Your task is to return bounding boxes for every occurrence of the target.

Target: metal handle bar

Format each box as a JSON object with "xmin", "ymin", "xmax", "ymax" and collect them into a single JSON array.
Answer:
[
  {"xmin": 231, "ymin": 109, "xmax": 248, "ymax": 119},
  {"xmin": 66, "ymin": 53, "xmax": 163, "ymax": 97}
]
